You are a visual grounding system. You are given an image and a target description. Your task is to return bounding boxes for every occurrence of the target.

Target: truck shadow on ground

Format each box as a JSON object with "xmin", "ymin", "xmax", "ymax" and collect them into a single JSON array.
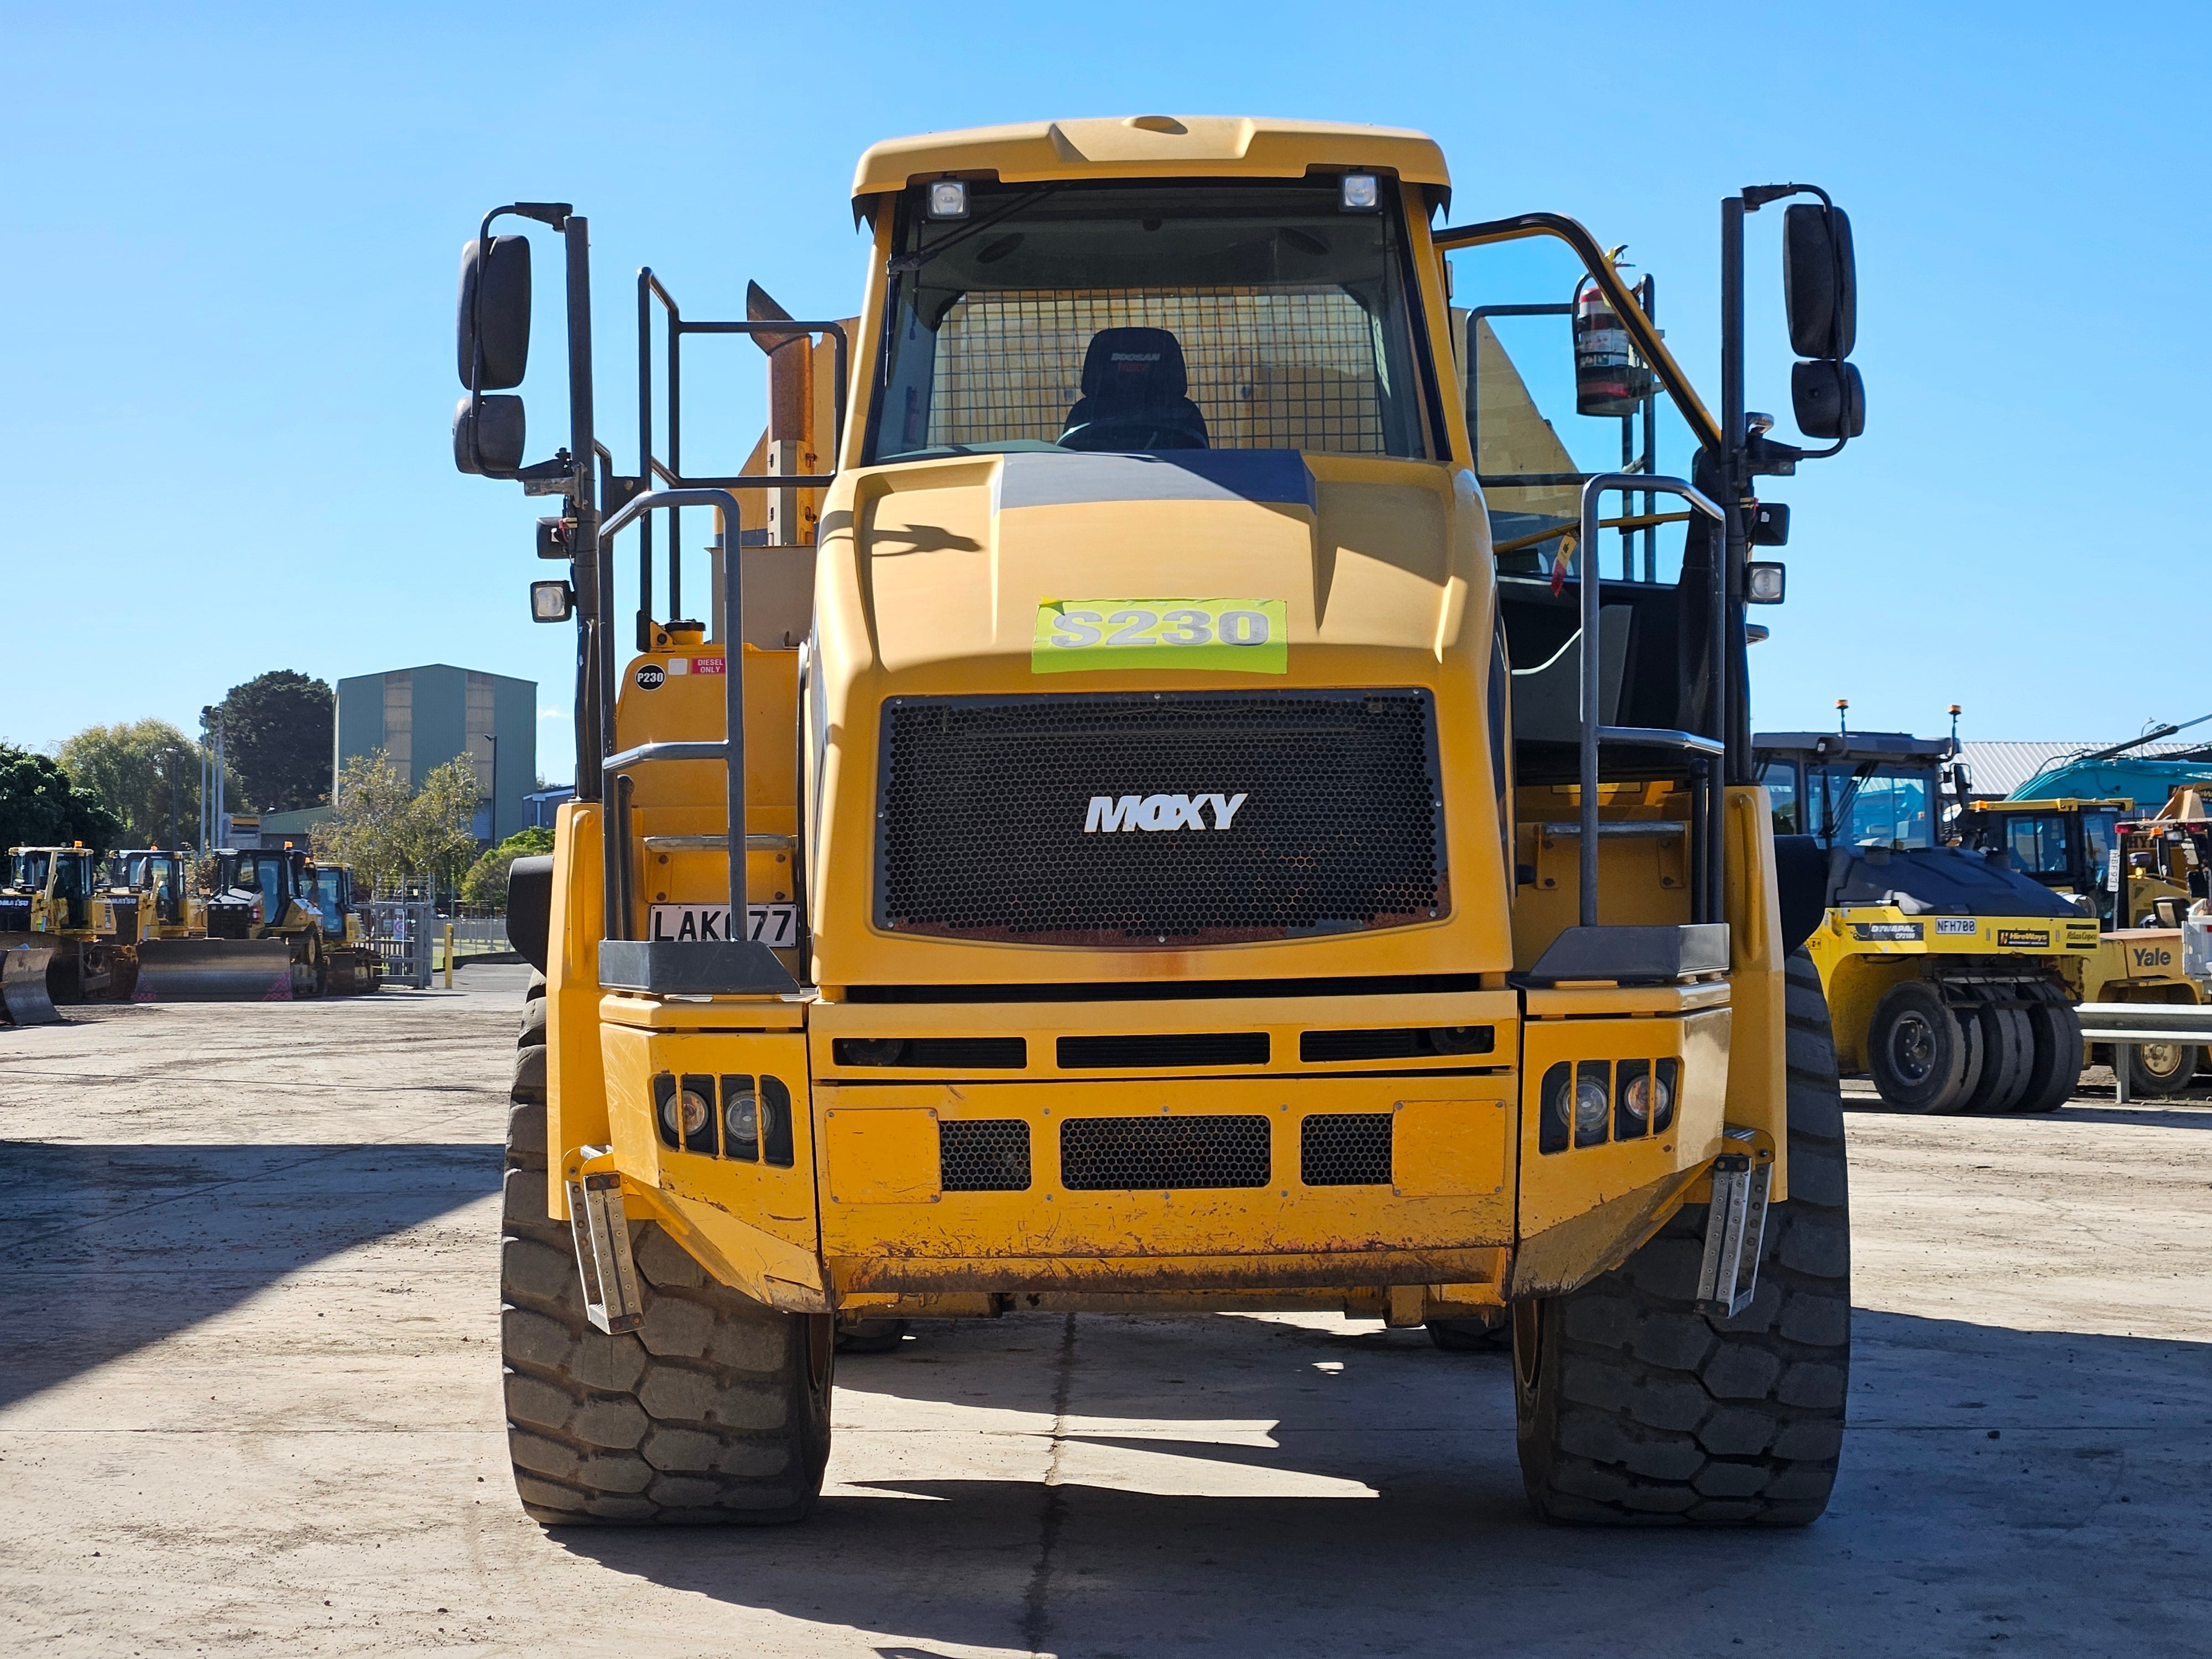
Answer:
[
  {"xmin": 0, "ymin": 1139, "xmax": 499, "ymax": 1411},
  {"xmin": 550, "ymin": 1308, "xmax": 2212, "ymax": 1658}
]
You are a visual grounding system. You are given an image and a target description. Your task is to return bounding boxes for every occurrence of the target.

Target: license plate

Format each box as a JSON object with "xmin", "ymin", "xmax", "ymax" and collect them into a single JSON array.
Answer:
[{"xmin": 646, "ymin": 903, "xmax": 798, "ymax": 948}]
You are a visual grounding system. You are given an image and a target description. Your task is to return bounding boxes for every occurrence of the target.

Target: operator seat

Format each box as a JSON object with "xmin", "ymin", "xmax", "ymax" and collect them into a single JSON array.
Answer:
[{"xmin": 1058, "ymin": 326, "xmax": 1209, "ymax": 451}]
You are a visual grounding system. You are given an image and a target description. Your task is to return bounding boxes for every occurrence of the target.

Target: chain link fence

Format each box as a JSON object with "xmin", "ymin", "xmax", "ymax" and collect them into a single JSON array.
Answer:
[{"xmin": 368, "ymin": 897, "xmax": 436, "ymax": 990}]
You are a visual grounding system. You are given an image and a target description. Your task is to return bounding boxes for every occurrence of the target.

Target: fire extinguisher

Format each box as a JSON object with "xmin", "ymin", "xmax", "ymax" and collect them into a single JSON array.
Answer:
[{"xmin": 1573, "ymin": 271, "xmax": 1652, "ymax": 418}]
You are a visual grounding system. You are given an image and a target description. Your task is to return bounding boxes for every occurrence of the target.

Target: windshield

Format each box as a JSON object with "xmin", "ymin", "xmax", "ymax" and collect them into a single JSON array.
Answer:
[
  {"xmin": 1996, "ymin": 813, "xmax": 2077, "ymax": 878},
  {"xmin": 1443, "ymin": 234, "xmax": 1708, "ymax": 583},
  {"xmin": 312, "ymin": 868, "xmax": 345, "ymax": 933},
  {"xmin": 12, "ymin": 852, "xmax": 49, "ymax": 891},
  {"xmin": 1812, "ymin": 765, "xmax": 1936, "ymax": 849},
  {"xmin": 869, "ymin": 179, "xmax": 1437, "ymax": 463}
]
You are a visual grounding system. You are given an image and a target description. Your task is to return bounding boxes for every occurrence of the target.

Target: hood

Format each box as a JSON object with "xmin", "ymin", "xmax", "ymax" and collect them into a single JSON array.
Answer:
[
  {"xmin": 839, "ymin": 449, "xmax": 1473, "ymax": 684},
  {"xmin": 1826, "ymin": 846, "xmax": 2086, "ymax": 919}
]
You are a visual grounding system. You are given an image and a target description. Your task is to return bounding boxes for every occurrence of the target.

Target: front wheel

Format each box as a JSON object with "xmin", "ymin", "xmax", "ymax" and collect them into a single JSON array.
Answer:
[
  {"xmin": 2125, "ymin": 1039, "xmax": 2200, "ymax": 1099},
  {"xmin": 1513, "ymin": 950, "xmax": 1851, "ymax": 1526},
  {"xmin": 499, "ymin": 982, "xmax": 832, "ymax": 1525}
]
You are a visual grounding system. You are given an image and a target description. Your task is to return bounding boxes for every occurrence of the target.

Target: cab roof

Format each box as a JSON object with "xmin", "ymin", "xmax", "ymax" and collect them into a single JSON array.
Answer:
[
  {"xmin": 1754, "ymin": 731, "xmax": 1952, "ymax": 761},
  {"xmin": 852, "ymin": 116, "xmax": 1451, "ymax": 208}
]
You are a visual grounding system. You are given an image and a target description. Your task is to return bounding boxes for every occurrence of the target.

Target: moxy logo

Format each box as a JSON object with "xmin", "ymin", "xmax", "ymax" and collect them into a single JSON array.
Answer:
[{"xmin": 1084, "ymin": 792, "xmax": 1250, "ymax": 833}]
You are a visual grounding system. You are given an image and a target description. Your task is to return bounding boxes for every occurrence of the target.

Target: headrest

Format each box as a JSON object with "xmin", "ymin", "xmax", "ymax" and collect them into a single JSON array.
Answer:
[{"xmin": 1079, "ymin": 327, "xmax": 1189, "ymax": 403}]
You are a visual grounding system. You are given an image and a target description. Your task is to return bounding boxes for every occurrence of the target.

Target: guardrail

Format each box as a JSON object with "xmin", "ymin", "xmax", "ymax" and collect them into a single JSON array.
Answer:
[{"xmin": 2075, "ymin": 1001, "xmax": 2212, "ymax": 1104}]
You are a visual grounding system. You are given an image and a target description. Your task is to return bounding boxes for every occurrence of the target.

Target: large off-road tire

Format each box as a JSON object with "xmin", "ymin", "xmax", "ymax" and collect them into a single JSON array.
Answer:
[
  {"xmin": 499, "ymin": 995, "xmax": 833, "ymax": 1525},
  {"xmin": 2014, "ymin": 996, "xmax": 2082, "ymax": 1114},
  {"xmin": 1958, "ymin": 992, "xmax": 2033, "ymax": 1115},
  {"xmin": 1512, "ymin": 949, "xmax": 1851, "ymax": 1526},
  {"xmin": 1867, "ymin": 979, "xmax": 1979, "ymax": 1112},
  {"xmin": 2124, "ymin": 1037, "xmax": 2200, "ymax": 1098}
]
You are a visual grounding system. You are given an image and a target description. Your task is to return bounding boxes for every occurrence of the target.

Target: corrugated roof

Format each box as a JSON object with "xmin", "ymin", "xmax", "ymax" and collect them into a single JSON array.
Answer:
[{"xmin": 1960, "ymin": 741, "xmax": 2202, "ymax": 798}]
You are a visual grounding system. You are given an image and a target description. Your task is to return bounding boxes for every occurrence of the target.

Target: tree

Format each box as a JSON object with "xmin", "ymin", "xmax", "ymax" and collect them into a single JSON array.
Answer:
[
  {"xmin": 213, "ymin": 671, "xmax": 334, "ymax": 813},
  {"xmin": 54, "ymin": 721, "xmax": 208, "ymax": 848},
  {"xmin": 0, "ymin": 744, "xmax": 120, "ymax": 852},
  {"xmin": 314, "ymin": 750, "xmax": 484, "ymax": 900},
  {"xmin": 460, "ymin": 826, "xmax": 556, "ymax": 910}
]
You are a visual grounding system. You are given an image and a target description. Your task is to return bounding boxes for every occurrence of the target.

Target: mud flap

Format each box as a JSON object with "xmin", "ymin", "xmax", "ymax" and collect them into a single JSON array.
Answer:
[
  {"xmin": 1694, "ymin": 1153, "xmax": 1771, "ymax": 1317},
  {"xmin": 132, "ymin": 938, "xmax": 295, "ymax": 1001},
  {"xmin": 1, "ymin": 942, "xmax": 58, "ymax": 1026},
  {"xmin": 566, "ymin": 1155, "xmax": 645, "ymax": 1335}
]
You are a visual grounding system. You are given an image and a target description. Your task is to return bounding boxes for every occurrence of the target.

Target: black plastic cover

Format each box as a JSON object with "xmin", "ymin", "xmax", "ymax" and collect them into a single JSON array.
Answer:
[
  {"xmin": 1774, "ymin": 834, "xmax": 1828, "ymax": 956},
  {"xmin": 1824, "ymin": 846, "xmax": 2085, "ymax": 919},
  {"xmin": 505, "ymin": 854, "xmax": 554, "ymax": 973},
  {"xmin": 598, "ymin": 939, "xmax": 798, "ymax": 995},
  {"xmin": 1783, "ymin": 203, "xmax": 1856, "ymax": 359},
  {"xmin": 1525, "ymin": 923, "xmax": 1731, "ymax": 986},
  {"xmin": 456, "ymin": 233, "xmax": 531, "ymax": 390}
]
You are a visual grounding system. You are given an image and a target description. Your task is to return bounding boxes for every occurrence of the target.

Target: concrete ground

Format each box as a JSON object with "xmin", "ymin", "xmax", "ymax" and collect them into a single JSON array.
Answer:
[{"xmin": 3, "ymin": 964, "xmax": 2208, "ymax": 1658}]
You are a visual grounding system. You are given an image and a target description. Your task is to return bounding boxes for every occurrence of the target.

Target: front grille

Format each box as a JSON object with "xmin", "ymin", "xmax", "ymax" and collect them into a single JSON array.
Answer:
[
  {"xmin": 1056, "ymin": 1031, "xmax": 1269, "ymax": 1070},
  {"xmin": 1060, "ymin": 1114, "xmax": 1272, "ymax": 1191},
  {"xmin": 940, "ymin": 1119, "xmax": 1031, "ymax": 1191},
  {"xmin": 878, "ymin": 690, "xmax": 1445, "ymax": 946},
  {"xmin": 831, "ymin": 1036, "xmax": 1027, "ymax": 1069},
  {"xmin": 1300, "ymin": 1025, "xmax": 1497, "ymax": 1062},
  {"xmin": 1301, "ymin": 1113, "xmax": 1394, "ymax": 1186},
  {"xmin": 206, "ymin": 902, "xmax": 250, "ymax": 940}
]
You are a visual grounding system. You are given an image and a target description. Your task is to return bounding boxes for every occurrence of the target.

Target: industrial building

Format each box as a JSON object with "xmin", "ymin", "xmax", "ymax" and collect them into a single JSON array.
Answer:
[{"xmin": 332, "ymin": 664, "xmax": 535, "ymax": 846}]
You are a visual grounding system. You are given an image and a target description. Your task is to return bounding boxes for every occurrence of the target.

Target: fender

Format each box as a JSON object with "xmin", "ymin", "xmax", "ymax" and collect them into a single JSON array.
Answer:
[{"xmin": 506, "ymin": 854, "xmax": 554, "ymax": 973}]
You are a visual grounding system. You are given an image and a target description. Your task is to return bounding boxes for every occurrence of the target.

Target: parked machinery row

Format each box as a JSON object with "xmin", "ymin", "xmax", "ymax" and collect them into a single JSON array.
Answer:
[{"xmin": 0, "ymin": 842, "xmax": 381, "ymax": 1023}]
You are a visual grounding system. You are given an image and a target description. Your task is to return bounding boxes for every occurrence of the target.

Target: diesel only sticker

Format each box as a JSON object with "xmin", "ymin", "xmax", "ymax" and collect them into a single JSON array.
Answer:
[
  {"xmin": 1851, "ymin": 921, "xmax": 1924, "ymax": 942},
  {"xmin": 648, "ymin": 904, "xmax": 798, "ymax": 947},
  {"xmin": 634, "ymin": 655, "xmax": 726, "ymax": 689},
  {"xmin": 1033, "ymin": 598, "xmax": 1288, "ymax": 675}
]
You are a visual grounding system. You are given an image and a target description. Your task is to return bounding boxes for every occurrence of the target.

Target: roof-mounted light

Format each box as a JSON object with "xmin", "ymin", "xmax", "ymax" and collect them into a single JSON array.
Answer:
[
  {"xmin": 926, "ymin": 180, "xmax": 969, "ymax": 220},
  {"xmin": 1340, "ymin": 174, "xmax": 1380, "ymax": 212}
]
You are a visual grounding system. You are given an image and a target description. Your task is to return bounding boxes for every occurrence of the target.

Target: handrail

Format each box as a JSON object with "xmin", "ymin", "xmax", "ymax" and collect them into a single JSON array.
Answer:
[
  {"xmin": 1576, "ymin": 474, "xmax": 1725, "ymax": 929},
  {"xmin": 596, "ymin": 488, "xmax": 748, "ymax": 940}
]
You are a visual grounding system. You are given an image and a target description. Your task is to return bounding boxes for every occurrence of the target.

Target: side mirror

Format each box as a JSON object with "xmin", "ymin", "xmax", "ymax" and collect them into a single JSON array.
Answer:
[
  {"xmin": 453, "ymin": 394, "xmax": 526, "ymax": 473},
  {"xmin": 1791, "ymin": 361, "xmax": 1865, "ymax": 439},
  {"xmin": 1782, "ymin": 203, "xmax": 1855, "ymax": 359},
  {"xmin": 456, "ymin": 234, "xmax": 532, "ymax": 391}
]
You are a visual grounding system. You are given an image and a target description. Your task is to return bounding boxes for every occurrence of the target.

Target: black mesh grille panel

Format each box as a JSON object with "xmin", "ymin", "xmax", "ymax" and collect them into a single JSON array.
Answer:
[
  {"xmin": 940, "ymin": 1120, "xmax": 1031, "ymax": 1191},
  {"xmin": 878, "ymin": 691, "xmax": 1444, "ymax": 945},
  {"xmin": 1300, "ymin": 1025, "xmax": 1497, "ymax": 1062},
  {"xmin": 1057, "ymin": 1032, "xmax": 1269, "ymax": 1069},
  {"xmin": 1060, "ymin": 1115, "xmax": 1272, "ymax": 1191},
  {"xmin": 1300, "ymin": 1113, "xmax": 1394, "ymax": 1186}
]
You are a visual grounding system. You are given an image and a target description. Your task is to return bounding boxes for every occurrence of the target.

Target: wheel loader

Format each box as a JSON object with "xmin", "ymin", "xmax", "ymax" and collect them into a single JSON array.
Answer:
[
  {"xmin": 1954, "ymin": 794, "xmax": 2210, "ymax": 1095},
  {"xmin": 0, "ymin": 845, "xmax": 139, "ymax": 1006},
  {"xmin": 455, "ymin": 117, "xmax": 1869, "ymax": 1527},
  {"xmin": 1752, "ymin": 731, "xmax": 2095, "ymax": 1113},
  {"xmin": 104, "ymin": 847, "xmax": 298, "ymax": 1001}
]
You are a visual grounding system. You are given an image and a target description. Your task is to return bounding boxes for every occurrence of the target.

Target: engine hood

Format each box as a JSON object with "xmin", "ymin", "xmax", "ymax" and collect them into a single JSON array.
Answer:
[
  {"xmin": 1825, "ymin": 846, "xmax": 2087, "ymax": 919},
  {"xmin": 821, "ymin": 448, "xmax": 1478, "ymax": 688}
]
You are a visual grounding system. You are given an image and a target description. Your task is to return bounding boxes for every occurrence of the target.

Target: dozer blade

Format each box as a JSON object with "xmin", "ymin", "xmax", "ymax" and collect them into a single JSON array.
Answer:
[
  {"xmin": 323, "ymin": 947, "xmax": 381, "ymax": 996},
  {"xmin": 132, "ymin": 938, "xmax": 295, "ymax": 1002},
  {"xmin": 0, "ymin": 939, "xmax": 59, "ymax": 1026}
]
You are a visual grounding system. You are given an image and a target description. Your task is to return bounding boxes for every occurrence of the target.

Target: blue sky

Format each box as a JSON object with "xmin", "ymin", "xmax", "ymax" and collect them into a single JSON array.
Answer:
[{"xmin": 5, "ymin": 2, "xmax": 2206, "ymax": 780}]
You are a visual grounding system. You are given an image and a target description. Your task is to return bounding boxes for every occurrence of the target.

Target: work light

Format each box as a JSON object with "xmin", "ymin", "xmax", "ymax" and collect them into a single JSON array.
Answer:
[
  {"xmin": 1340, "ymin": 174, "xmax": 1380, "ymax": 212},
  {"xmin": 1746, "ymin": 562, "xmax": 1787, "ymax": 604},
  {"xmin": 530, "ymin": 580, "xmax": 573, "ymax": 622},
  {"xmin": 926, "ymin": 180, "xmax": 969, "ymax": 220}
]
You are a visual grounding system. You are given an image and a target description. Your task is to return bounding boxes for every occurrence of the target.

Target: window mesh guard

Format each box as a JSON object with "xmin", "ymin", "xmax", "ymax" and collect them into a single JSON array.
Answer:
[{"xmin": 930, "ymin": 286, "xmax": 1386, "ymax": 453}]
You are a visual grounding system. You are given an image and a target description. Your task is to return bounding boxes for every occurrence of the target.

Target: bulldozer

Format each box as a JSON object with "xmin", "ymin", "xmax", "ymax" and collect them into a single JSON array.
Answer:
[
  {"xmin": 0, "ymin": 845, "xmax": 140, "ymax": 1006},
  {"xmin": 1954, "ymin": 794, "xmax": 2210, "ymax": 1095},
  {"xmin": 306, "ymin": 860, "xmax": 382, "ymax": 993},
  {"xmin": 204, "ymin": 844, "xmax": 331, "ymax": 997},
  {"xmin": 456, "ymin": 117, "xmax": 1870, "ymax": 1527},
  {"xmin": 1752, "ymin": 730, "xmax": 2095, "ymax": 1113},
  {"xmin": 107, "ymin": 847, "xmax": 296, "ymax": 1002}
]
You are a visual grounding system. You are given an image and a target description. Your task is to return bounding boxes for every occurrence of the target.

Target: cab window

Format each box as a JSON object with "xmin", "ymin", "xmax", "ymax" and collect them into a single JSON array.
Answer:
[
  {"xmin": 1812, "ymin": 766, "xmax": 1935, "ymax": 849},
  {"xmin": 2002, "ymin": 814, "xmax": 2074, "ymax": 878},
  {"xmin": 1760, "ymin": 760, "xmax": 1801, "ymax": 834}
]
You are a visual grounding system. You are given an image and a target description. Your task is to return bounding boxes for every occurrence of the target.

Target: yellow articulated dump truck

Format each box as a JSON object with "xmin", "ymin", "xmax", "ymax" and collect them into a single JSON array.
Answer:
[{"xmin": 452, "ymin": 117, "xmax": 1868, "ymax": 1527}]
